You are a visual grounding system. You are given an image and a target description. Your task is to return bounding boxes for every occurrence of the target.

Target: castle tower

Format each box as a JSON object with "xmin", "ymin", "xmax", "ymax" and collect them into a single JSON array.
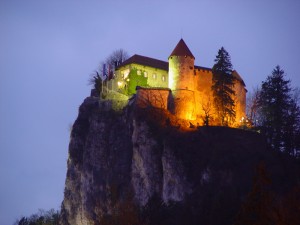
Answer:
[
  {"xmin": 168, "ymin": 39, "xmax": 195, "ymax": 91},
  {"xmin": 168, "ymin": 39, "xmax": 196, "ymax": 120}
]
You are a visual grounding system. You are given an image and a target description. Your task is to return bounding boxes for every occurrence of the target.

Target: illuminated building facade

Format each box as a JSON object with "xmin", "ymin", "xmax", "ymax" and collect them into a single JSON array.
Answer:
[{"xmin": 109, "ymin": 39, "xmax": 246, "ymax": 127}]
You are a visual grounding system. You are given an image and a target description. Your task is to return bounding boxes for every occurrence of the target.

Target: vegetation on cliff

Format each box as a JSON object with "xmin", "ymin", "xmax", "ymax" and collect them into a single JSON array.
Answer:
[{"xmin": 14, "ymin": 209, "xmax": 59, "ymax": 225}]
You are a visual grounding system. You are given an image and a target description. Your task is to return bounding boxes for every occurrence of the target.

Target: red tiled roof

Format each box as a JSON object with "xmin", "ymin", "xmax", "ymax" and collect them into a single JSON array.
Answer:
[
  {"xmin": 169, "ymin": 39, "xmax": 195, "ymax": 59},
  {"xmin": 117, "ymin": 54, "xmax": 168, "ymax": 71}
]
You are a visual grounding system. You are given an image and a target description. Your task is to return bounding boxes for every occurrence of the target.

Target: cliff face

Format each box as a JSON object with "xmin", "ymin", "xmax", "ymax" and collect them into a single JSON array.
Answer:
[
  {"xmin": 60, "ymin": 97, "xmax": 133, "ymax": 225},
  {"xmin": 60, "ymin": 96, "xmax": 299, "ymax": 225}
]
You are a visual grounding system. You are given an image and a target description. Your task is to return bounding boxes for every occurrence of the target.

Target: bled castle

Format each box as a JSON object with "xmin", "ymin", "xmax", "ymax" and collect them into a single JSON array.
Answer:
[{"xmin": 102, "ymin": 39, "xmax": 246, "ymax": 127}]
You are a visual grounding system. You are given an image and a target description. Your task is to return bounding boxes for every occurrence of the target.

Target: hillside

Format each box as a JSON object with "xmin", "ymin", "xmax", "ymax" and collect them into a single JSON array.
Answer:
[{"xmin": 60, "ymin": 95, "xmax": 300, "ymax": 225}]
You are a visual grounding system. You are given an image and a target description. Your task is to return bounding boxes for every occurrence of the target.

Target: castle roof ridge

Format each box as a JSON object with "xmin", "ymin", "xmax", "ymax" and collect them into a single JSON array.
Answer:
[{"xmin": 117, "ymin": 54, "xmax": 168, "ymax": 71}]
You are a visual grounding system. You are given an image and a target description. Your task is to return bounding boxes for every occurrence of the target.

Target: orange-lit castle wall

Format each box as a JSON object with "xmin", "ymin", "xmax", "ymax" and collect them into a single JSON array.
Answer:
[
  {"xmin": 192, "ymin": 68, "xmax": 246, "ymax": 126},
  {"xmin": 113, "ymin": 39, "xmax": 246, "ymax": 127}
]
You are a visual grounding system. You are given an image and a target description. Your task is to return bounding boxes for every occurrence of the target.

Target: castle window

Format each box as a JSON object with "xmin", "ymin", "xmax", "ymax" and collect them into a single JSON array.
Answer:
[
  {"xmin": 162, "ymin": 75, "xmax": 166, "ymax": 82},
  {"xmin": 137, "ymin": 70, "xmax": 141, "ymax": 75},
  {"xmin": 144, "ymin": 71, "xmax": 148, "ymax": 77},
  {"xmin": 152, "ymin": 73, "xmax": 157, "ymax": 79}
]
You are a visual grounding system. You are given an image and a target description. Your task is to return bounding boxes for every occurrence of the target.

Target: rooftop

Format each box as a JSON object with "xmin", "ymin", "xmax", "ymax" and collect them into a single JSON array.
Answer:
[
  {"xmin": 117, "ymin": 54, "xmax": 211, "ymax": 72},
  {"xmin": 118, "ymin": 54, "xmax": 168, "ymax": 71},
  {"xmin": 169, "ymin": 39, "xmax": 195, "ymax": 59}
]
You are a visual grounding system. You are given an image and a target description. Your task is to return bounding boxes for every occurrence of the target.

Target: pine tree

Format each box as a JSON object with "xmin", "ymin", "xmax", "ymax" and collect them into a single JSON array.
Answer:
[
  {"xmin": 258, "ymin": 65, "xmax": 300, "ymax": 155},
  {"xmin": 212, "ymin": 47, "xmax": 236, "ymax": 126},
  {"xmin": 283, "ymin": 98, "xmax": 300, "ymax": 156}
]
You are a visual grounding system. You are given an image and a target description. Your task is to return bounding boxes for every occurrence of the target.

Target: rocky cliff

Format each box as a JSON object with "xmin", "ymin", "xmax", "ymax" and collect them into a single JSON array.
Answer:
[{"xmin": 60, "ymin": 95, "xmax": 300, "ymax": 225}]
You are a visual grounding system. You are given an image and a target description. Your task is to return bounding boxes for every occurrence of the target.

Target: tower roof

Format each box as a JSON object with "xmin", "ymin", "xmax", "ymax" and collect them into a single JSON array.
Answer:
[{"xmin": 169, "ymin": 39, "xmax": 195, "ymax": 59}]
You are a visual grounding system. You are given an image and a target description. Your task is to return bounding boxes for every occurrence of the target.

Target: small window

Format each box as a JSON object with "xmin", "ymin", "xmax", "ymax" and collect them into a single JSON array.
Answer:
[
  {"xmin": 162, "ymin": 75, "xmax": 166, "ymax": 82},
  {"xmin": 144, "ymin": 71, "xmax": 148, "ymax": 77},
  {"xmin": 137, "ymin": 70, "xmax": 141, "ymax": 75},
  {"xmin": 152, "ymin": 73, "xmax": 157, "ymax": 79}
]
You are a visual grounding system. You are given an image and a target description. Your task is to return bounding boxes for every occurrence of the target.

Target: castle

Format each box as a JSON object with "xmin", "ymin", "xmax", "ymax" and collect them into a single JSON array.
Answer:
[{"xmin": 104, "ymin": 39, "xmax": 246, "ymax": 127}]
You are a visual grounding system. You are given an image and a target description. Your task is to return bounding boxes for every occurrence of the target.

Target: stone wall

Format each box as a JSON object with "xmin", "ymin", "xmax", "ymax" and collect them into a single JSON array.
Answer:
[
  {"xmin": 194, "ymin": 69, "xmax": 214, "ymax": 123},
  {"xmin": 193, "ymin": 69, "xmax": 247, "ymax": 126},
  {"xmin": 233, "ymin": 81, "xmax": 247, "ymax": 125},
  {"xmin": 172, "ymin": 89, "xmax": 196, "ymax": 120},
  {"xmin": 135, "ymin": 87, "xmax": 171, "ymax": 110}
]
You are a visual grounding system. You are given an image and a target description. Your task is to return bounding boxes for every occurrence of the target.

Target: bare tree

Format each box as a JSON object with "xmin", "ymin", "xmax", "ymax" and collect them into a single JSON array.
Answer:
[
  {"xmin": 106, "ymin": 49, "xmax": 129, "ymax": 67},
  {"xmin": 202, "ymin": 98, "xmax": 213, "ymax": 126},
  {"xmin": 98, "ymin": 49, "xmax": 129, "ymax": 80},
  {"xmin": 246, "ymin": 86, "xmax": 261, "ymax": 126}
]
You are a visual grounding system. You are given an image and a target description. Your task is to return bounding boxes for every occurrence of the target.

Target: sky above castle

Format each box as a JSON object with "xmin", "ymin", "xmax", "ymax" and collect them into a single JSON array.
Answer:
[{"xmin": 0, "ymin": 0, "xmax": 300, "ymax": 224}]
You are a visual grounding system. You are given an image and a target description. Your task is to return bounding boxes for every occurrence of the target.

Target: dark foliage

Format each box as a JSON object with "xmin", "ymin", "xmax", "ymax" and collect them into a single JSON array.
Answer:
[
  {"xmin": 234, "ymin": 163, "xmax": 300, "ymax": 225},
  {"xmin": 88, "ymin": 71, "xmax": 103, "ymax": 95},
  {"xmin": 234, "ymin": 163, "xmax": 275, "ymax": 225},
  {"xmin": 14, "ymin": 209, "xmax": 59, "ymax": 225},
  {"xmin": 105, "ymin": 49, "xmax": 129, "ymax": 71},
  {"xmin": 258, "ymin": 65, "xmax": 300, "ymax": 156},
  {"xmin": 212, "ymin": 47, "xmax": 236, "ymax": 126}
]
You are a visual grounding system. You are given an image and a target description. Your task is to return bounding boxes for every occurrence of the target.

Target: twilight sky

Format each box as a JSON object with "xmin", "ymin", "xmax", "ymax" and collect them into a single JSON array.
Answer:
[{"xmin": 0, "ymin": 0, "xmax": 299, "ymax": 224}]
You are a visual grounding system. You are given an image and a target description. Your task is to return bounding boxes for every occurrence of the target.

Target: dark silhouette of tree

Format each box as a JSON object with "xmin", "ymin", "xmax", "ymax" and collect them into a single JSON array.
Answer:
[
  {"xmin": 88, "ymin": 71, "xmax": 103, "ymax": 95},
  {"xmin": 106, "ymin": 49, "xmax": 129, "ymax": 68},
  {"xmin": 234, "ymin": 163, "xmax": 275, "ymax": 225},
  {"xmin": 100, "ymin": 49, "xmax": 129, "ymax": 79},
  {"xmin": 15, "ymin": 217, "xmax": 28, "ymax": 225},
  {"xmin": 246, "ymin": 87, "xmax": 261, "ymax": 126},
  {"xmin": 258, "ymin": 65, "xmax": 300, "ymax": 155},
  {"xmin": 202, "ymin": 98, "xmax": 213, "ymax": 126},
  {"xmin": 212, "ymin": 47, "xmax": 236, "ymax": 126},
  {"xmin": 275, "ymin": 185, "xmax": 300, "ymax": 225},
  {"xmin": 235, "ymin": 173, "xmax": 300, "ymax": 225},
  {"xmin": 14, "ymin": 209, "xmax": 59, "ymax": 225},
  {"xmin": 283, "ymin": 98, "xmax": 300, "ymax": 156},
  {"xmin": 89, "ymin": 49, "xmax": 129, "ymax": 96}
]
